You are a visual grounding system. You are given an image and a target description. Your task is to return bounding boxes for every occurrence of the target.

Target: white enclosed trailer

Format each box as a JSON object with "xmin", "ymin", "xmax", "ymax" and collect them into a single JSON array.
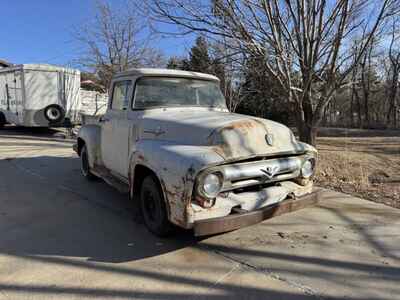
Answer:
[{"xmin": 0, "ymin": 64, "xmax": 81, "ymax": 128}]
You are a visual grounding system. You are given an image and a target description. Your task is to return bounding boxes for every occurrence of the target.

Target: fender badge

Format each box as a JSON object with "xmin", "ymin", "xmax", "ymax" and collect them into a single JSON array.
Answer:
[{"xmin": 265, "ymin": 133, "xmax": 274, "ymax": 146}]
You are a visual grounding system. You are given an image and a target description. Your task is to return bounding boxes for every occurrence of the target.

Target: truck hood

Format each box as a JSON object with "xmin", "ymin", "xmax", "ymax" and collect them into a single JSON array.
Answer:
[{"xmin": 140, "ymin": 108, "xmax": 314, "ymax": 161}]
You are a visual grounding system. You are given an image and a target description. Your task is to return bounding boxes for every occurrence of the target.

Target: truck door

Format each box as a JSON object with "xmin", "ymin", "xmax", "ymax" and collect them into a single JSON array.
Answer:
[{"xmin": 100, "ymin": 80, "xmax": 133, "ymax": 178}]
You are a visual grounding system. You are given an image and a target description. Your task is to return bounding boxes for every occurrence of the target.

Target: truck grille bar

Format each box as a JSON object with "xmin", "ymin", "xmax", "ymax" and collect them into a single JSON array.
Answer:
[{"xmin": 220, "ymin": 156, "xmax": 303, "ymax": 191}]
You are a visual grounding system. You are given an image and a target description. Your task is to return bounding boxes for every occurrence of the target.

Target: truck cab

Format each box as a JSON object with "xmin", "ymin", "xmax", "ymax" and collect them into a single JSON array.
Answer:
[{"xmin": 74, "ymin": 68, "xmax": 318, "ymax": 237}]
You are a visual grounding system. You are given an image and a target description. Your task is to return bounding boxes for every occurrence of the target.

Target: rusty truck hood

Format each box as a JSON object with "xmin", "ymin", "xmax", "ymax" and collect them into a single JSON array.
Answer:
[{"xmin": 140, "ymin": 107, "xmax": 314, "ymax": 160}]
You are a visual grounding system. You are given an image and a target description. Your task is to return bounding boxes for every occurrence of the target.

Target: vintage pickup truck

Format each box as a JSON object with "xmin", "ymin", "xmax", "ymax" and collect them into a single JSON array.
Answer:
[{"xmin": 74, "ymin": 68, "xmax": 319, "ymax": 237}]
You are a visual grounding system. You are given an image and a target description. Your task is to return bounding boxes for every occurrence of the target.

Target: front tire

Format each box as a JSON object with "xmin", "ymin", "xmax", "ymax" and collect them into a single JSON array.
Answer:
[
  {"xmin": 0, "ymin": 113, "xmax": 6, "ymax": 129},
  {"xmin": 80, "ymin": 144, "xmax": 96, "ymax": 180},
  {"xmin": 140, "ymin": 175, "xmax": 173, "ymax": 237}
]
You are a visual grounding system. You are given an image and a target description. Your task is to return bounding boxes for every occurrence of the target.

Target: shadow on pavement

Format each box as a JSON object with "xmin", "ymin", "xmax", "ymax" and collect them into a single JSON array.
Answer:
[
  {"xmin": 0, "ymin": 125, "xmax": 73, "ymax": 142},
  {"xmin": 0, "ymin": 151, "xmax": 399, "ymax": 299},
  {"xmin": 0, "ymin": 155, "xmax": 198, "ymax": 264}
]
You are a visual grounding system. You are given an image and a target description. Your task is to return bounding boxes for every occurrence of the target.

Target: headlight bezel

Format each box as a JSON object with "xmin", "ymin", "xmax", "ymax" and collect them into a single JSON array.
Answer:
[{"xmin": 300, "ymin": 156, "xmax": 316, "ymax": 179}]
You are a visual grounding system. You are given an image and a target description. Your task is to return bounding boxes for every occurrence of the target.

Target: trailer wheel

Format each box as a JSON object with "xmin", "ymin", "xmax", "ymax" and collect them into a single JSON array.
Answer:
[
  {"xmin": 0, "ymin": 113, "xmax": 5, "ymax": 129},
  {"xmin": 80, "ymin": 144, "xmax": 96, "ymax": 180},
  {"xmin": 140, "ymin": 175, "xmax": 173, "ymax": 237},
  {"xmin": 44, "ymin": 105, "xmax": 65, "ymax": 123}
]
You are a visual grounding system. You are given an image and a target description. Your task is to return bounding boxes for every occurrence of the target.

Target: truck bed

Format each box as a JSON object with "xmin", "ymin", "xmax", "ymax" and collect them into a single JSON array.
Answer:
[{"xmin": 81, "ymin": 114, "xmax": 103, "ymax": 125}]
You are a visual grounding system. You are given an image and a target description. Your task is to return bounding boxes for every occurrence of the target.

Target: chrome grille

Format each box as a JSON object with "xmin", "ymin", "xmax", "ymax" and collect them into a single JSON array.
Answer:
[{"xmin": 220, "ymin": 156, "xmax": 304, "ymax": 192}]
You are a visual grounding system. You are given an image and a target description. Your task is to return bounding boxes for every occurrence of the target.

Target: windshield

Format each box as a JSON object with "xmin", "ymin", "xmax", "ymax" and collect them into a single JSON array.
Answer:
[{"xmin": 133, "ymin": 77, "xmax": 226, "ymax": 109}]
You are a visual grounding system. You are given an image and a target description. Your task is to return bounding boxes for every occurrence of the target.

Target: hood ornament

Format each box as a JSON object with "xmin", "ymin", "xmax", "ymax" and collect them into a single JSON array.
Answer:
[
  {"xmin": 261, "ymin": 165, "xmax": 280, "ymax": 180},
  {"xmin": 265, "ymin": 133, "xmax": 274, "ymax": 146}
]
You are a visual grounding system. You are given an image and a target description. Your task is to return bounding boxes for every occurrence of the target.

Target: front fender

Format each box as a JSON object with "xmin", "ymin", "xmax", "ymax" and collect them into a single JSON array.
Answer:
[
  {"xmin": 77, "ymin": 125, "xmax": 102, "ymax": 167},
  {"xmin": 129, "ymin": 140, "xmax": 224, "ymax": 228}
]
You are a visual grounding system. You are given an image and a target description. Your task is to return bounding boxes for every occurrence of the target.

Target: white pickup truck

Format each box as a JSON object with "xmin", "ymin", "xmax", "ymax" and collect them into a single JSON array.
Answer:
[{"xmin": 74, "ymin": 68, "xmax": 319, "ymax": 237}]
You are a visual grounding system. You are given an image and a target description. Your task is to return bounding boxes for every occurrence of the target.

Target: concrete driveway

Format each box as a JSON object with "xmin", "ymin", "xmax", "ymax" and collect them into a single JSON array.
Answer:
[{"xmin": 0, "ymin": 128, "xmax": 399, "ymax": 300}]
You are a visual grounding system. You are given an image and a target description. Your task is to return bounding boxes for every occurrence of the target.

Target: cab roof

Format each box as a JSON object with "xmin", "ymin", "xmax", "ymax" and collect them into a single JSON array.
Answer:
[{"xmin": 114, "ymin": 68, "xmax": 220, "ymax": 82}]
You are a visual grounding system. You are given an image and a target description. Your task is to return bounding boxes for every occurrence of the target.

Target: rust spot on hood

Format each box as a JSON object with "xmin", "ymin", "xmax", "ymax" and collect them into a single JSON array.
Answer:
[
  {"xmin": 207, "ymin": 119, "xmax": 259, "ymax": 143},
  {"xmin": 207, "ymin": 119, "xmax": 265, "ymax": 158},
  {"xmin": 220, "ymin": 120, "xmax": 256, "ymax": 132}
]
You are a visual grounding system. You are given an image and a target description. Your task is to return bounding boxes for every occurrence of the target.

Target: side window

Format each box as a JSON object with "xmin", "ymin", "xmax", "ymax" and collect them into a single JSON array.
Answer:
[{"xmin": 111, "ymin": 80, "xmax": 131, "ymax": 110}]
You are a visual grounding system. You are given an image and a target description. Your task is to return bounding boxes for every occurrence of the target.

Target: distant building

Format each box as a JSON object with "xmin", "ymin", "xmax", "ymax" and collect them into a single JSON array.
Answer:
[{"xmin": 0, "ymin": 59, "xmax": 13, "ymax": 68}]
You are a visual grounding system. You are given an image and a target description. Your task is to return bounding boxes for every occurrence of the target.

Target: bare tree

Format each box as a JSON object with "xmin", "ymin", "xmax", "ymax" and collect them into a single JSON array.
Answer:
[
  {"xmin": 145, "ymin": 0, "xmax": 398, "ymax": 145},
  {"xmin": 386, "ymin": 18, "xmax": 400, "ymax": 128},
  {"xmin": 349, "ymin": 41, "xmax": 360, "ymax": 127},
  {"xmin": 75, "ymin": 1, "xmax": 164, "ymax": 90},
  {"xmin": 358, "ymin": 38, "xmax": 380, "ymax": 128}
]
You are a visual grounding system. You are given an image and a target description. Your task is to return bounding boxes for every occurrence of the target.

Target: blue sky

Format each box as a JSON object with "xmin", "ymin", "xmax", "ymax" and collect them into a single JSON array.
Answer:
[{"xmin": 0, "ymin": 0, "xmax": 193, "ymax": 67}]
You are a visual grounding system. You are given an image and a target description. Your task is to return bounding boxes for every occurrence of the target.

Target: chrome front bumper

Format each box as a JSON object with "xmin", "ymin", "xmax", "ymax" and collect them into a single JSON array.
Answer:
[
  {"xmin": 193, "ymin": 188, "xmax": 321, "ymax": 236},
  {"xmin": 191, "ymin": 180, "xmax": 313, "ymax": 222}
]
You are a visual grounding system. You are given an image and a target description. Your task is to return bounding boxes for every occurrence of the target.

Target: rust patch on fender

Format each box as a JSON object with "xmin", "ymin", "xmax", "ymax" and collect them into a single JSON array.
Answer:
[{"xmin": 211, "ymin": 145, "xmax": 230, "ymax": 159}]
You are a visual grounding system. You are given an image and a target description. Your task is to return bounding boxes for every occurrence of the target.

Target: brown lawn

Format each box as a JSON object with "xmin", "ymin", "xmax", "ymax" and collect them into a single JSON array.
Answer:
[{"xmin": 314, "ymin": 128, "xmax": 400, "ymax": 208}]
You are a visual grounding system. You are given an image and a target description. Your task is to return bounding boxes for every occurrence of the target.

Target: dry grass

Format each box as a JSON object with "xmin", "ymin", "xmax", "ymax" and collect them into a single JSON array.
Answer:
[{"xmin": 314, "ymin": 130, "xmax": 400, "ymax": 208}]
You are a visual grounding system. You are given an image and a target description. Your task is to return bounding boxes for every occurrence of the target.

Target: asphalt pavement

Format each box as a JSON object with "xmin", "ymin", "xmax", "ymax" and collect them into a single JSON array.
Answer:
[{"xmin": 0, "ymin": 127, "xmax": 399, "ymax": 300}]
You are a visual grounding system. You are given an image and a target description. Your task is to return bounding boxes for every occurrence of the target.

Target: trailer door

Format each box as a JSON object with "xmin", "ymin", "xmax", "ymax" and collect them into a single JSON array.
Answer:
[
  {"xmin": 2, "ymin": 72, "xmax": 23, "ymax": 124},
  {"xmin": 60, "ymin": 70, "xmax": 81, "ymax": 123},
  {"xmin": 12, "ymin": 71, "xmax": 23, "ymax": 123}
]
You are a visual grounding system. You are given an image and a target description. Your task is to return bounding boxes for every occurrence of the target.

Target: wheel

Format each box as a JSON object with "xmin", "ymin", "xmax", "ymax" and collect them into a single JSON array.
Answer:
[
  {"xmin": 140, "ymin": 175, "xmax": 173, "ymax": 237},
  {"xmin": 0, "ymin": 113, "xmax": 5, "ymax": 129},
  {"xmin": 44, "ymin": 104, "xmax": 65, "ymax": 123},
  {"xmin": 80, "ymin": 144, "xmax": 96, "ymax": 180}
]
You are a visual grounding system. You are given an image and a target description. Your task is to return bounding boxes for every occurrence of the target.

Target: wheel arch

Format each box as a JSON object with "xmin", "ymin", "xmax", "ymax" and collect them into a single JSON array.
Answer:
[
  {"xmin": 76, "ymin": 125, "xmax": 102, "ymax": 167},
  {"xmin": 0, "ymin": 111, "xmax": 6, "ymax": 123},
  {"xmin": 128, "ymin": 140, "xmax": 225, "ymax": 228},
  {"xmin": 76, "ymin": 137, "xmax": 85, "ymax": 156},
  {"xmin": 129, "ymin": 162, "xmax": 172, "ymax": 222}
]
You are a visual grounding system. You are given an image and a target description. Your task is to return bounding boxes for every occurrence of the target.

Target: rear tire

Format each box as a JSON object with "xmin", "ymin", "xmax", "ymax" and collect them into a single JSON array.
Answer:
[
  {"xmin": 140, "ymin": 175, "xmax": 173, "ymax": 237},
  {"xmin": 0, "ymin": 113, "xmax": 5, "ymax": 129},
  {"xmin": 80, "ymin": 144, "xmax": 96, "ymax": 180}
]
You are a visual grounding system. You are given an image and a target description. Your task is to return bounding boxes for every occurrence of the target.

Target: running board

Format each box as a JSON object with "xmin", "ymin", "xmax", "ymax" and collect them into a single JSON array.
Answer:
[{"xmin": 92, "ymin": 165, "xmax": 129, "ymax": 194}]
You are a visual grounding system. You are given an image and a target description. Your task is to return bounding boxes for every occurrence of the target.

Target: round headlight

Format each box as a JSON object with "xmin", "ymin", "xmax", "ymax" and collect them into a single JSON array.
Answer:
[
  {"xmin": 201, "ymin": 172, "xmax": 223, "ymax": 198},
  {"xmin": 301, "ymin": 159, "xmax": 315, "ymax": 178}
]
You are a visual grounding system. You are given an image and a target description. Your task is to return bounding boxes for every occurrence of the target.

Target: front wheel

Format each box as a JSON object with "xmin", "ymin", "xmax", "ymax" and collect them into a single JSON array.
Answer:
[
  {"xmin": 140, "ymin": 175, "xmax": 173, "ymax": 237},
  {"xmin": 80, "ymin": 144, "xmax": 96, "ymax": 180},
  {"xmin": 0, "ymin": 113, "xmax": 6, "ymax": 129}
]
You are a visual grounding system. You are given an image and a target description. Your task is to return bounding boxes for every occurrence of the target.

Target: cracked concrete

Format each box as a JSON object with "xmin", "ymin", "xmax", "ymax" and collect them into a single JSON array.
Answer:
[
  {"xmin": 200, "ymin": 191, "xmax": 400, "ymax": 299},
  {"xmin": 207, "ymin": 247, "xmax": 324, "ymax": 299},
  {"xmin": 0, "ymin": 128, "xmax": 399, "ymax": 299}
]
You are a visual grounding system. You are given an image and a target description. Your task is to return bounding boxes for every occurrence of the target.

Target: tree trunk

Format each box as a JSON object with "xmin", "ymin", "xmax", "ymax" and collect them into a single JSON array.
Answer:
[
  {"xmin": 387, "ymin": 65, "xmax": 399, "ymax": 128},
  {"xmin": 350, "ymin": 92, "xmax": 354, "ymax": 128},
  {"xmin": 394, "ymin": 98, "xmax": 398, "ymax": 128},
  {"xmin": 355, "ymin": 89, "xmax": 363, "ymax": 128},
  {"xmin": 297, "ymin": 123, "xmax": 318, "ymax": 146}
]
